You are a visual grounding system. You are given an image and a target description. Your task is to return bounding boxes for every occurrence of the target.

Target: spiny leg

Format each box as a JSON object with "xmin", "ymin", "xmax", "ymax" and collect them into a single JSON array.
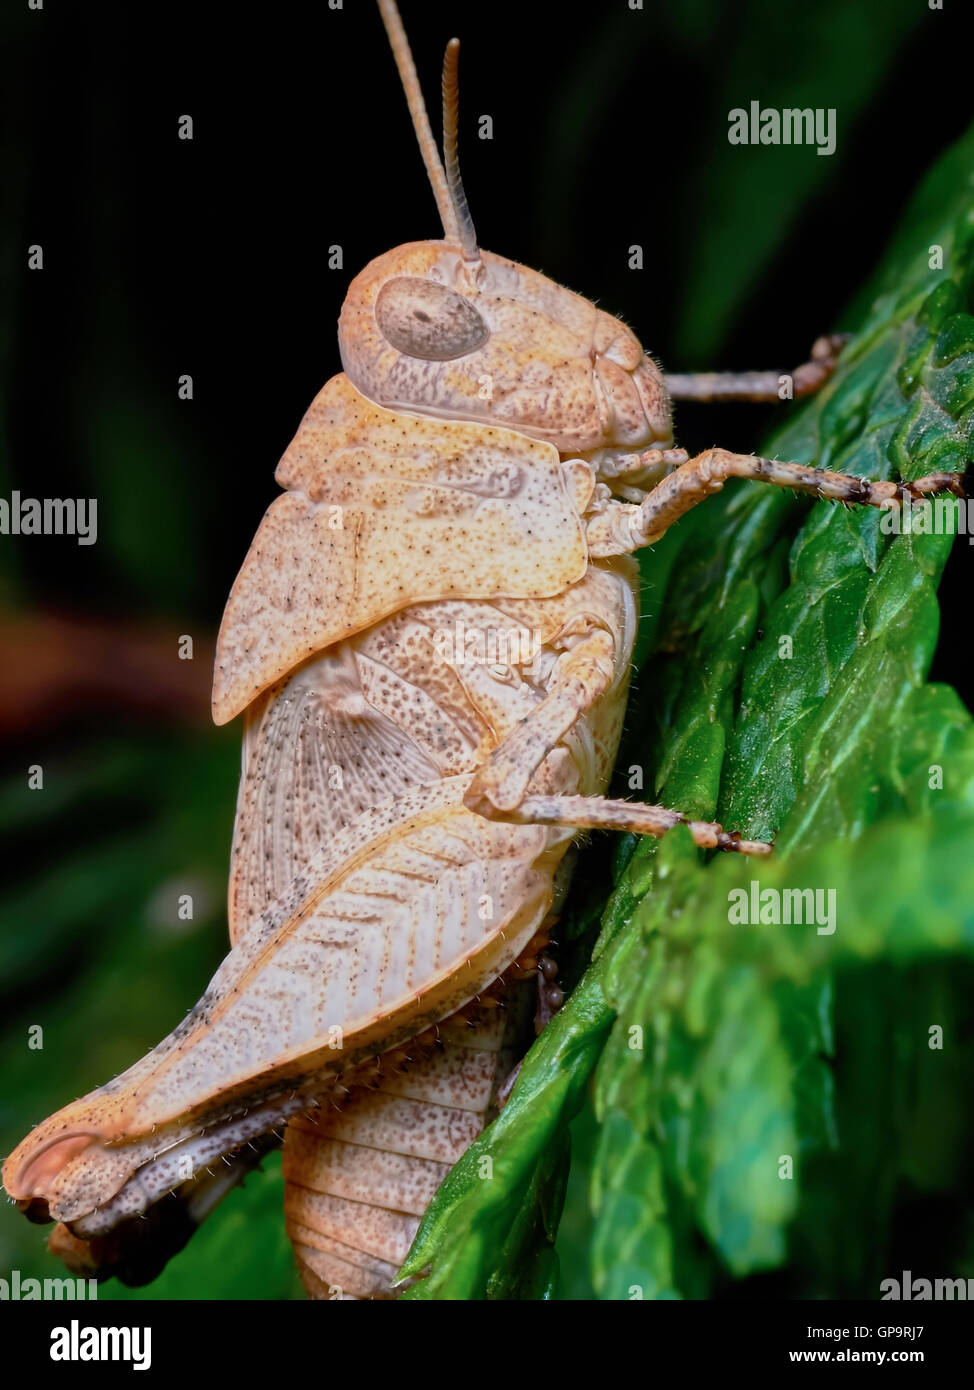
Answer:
[
  {"xmin": 495, "ymin": 951, "xmax": 565, "ymax": 1110},
  {"xmin": 493, "ymin": 792, "xmax": 772, "ymax": 855},
  {"xmin": 635, "ymin": 450, "xmax": 965, "ymax": 546},
  {"xmin": 587, "ymin": 447, "xmax": 965, "ymax": 552},
  {"xmin": 664, "ymin": 333, "xmax": 849, "ymax": 403},
  {"xmin": 463, "ymin": 628, "xmax": 615, "ymax": 816},
  {"xmin": 463, "ymin": 626, "xmax": 770, "ymax": 851}
]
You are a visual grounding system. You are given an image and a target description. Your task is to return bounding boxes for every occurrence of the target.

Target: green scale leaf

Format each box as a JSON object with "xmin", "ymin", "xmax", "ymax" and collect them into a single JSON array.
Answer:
[{"xmin": 398, "ymin": 121, "xmax": 974, "ymax": 1300}]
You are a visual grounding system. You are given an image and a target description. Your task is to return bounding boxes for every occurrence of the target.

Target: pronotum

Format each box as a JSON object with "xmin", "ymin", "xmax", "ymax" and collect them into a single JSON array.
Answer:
[{"xmin": 4, "ymin": 0, "xmax": 965, "ymax": 1300}]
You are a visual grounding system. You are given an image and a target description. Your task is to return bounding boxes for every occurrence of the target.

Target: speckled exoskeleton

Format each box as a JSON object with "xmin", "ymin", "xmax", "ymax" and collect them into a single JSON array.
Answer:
[{"xmin": 4, "ymin": 0, "xmax": 963, "ymax": 1300}]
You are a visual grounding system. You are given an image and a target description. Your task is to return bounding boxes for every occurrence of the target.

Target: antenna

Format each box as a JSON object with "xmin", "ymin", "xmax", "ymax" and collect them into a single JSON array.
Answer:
[
  {"xmin": 376, "ymin": 0, "xmax": 461, "ymax": 242},
  {"xmin": 442, "ymin": 38, "xmax": 479, "ymax": 263}
]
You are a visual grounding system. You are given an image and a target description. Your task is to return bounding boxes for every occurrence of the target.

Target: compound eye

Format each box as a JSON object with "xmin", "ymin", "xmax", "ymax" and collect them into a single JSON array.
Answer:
[{"xmin": 374, "ymin": 277, "xmax": 489, "ymax": 361}]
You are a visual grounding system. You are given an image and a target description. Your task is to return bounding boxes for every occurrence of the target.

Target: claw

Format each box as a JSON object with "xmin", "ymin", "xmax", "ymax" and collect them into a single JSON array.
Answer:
[
  {"xmin": 716, "ymin": 830, "xmax": 774, "ymax": 856},
  {"xmin": 793, "ymin": 333, "xmax": 849, "ymax": 396},
  {"xmin": 903, "ymin": 471, "xmax": 967, "ymax": 501},
  {"xmin": 810, "ymin": 331, "xmax": 850, "ymax": 362}
]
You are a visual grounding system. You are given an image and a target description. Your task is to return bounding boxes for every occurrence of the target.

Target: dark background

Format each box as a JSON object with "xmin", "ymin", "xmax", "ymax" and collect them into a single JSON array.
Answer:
[
  {"xmin": 1, "ymin": 0, "xmax": 972, "ymax": 1298},
  {"xmin": 6, "ymin": 0, "xmax": 974, "ymax": 630}
]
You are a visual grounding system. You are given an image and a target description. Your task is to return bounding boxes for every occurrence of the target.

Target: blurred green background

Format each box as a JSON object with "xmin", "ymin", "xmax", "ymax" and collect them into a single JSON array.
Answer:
[{"xmin": 1, "ymin": 0, "xmax": 971, "ymax": 1299}]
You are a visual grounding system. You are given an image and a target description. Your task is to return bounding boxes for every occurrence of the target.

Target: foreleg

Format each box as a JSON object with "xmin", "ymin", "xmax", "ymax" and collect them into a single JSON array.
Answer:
[
  {"xmin": 587, "ymin": 447, "xmax": 965, "ymax": 553},
  {"xmin": 664, "ymin": 333, "xmax": 848, "ymax": 402}
]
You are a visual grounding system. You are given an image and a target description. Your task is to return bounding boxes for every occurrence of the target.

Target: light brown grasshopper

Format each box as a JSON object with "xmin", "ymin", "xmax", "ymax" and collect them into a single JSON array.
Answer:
[{"xmin": 4, "ymin": 0, "xmax": 964, "ymax": 1300}]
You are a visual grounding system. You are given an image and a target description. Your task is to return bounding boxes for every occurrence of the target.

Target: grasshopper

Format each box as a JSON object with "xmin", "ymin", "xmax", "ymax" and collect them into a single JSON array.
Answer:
[{"xmin": 4, "ymin": 0, "xmax": 964, "ymax": 1299}]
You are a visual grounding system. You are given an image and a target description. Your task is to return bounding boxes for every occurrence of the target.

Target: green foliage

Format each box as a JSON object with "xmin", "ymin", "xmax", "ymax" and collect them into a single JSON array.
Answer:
[
  {"xmin": 398, "ymin": 122, "xmax": 974, "ymax": 1300},
  {"xmin": 2, "ymin": 8, "xmax": 972, "ymax": 1306}
]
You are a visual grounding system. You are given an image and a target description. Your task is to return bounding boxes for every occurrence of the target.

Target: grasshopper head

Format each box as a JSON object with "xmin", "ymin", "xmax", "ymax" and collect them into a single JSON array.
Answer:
[
  {"xmin": 339, "ymin": 241, "xmax": 672, "ymax": 457},
  {"xmin": 348, "ymin": 3, "xmax": 672, "ymax": 461}
]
